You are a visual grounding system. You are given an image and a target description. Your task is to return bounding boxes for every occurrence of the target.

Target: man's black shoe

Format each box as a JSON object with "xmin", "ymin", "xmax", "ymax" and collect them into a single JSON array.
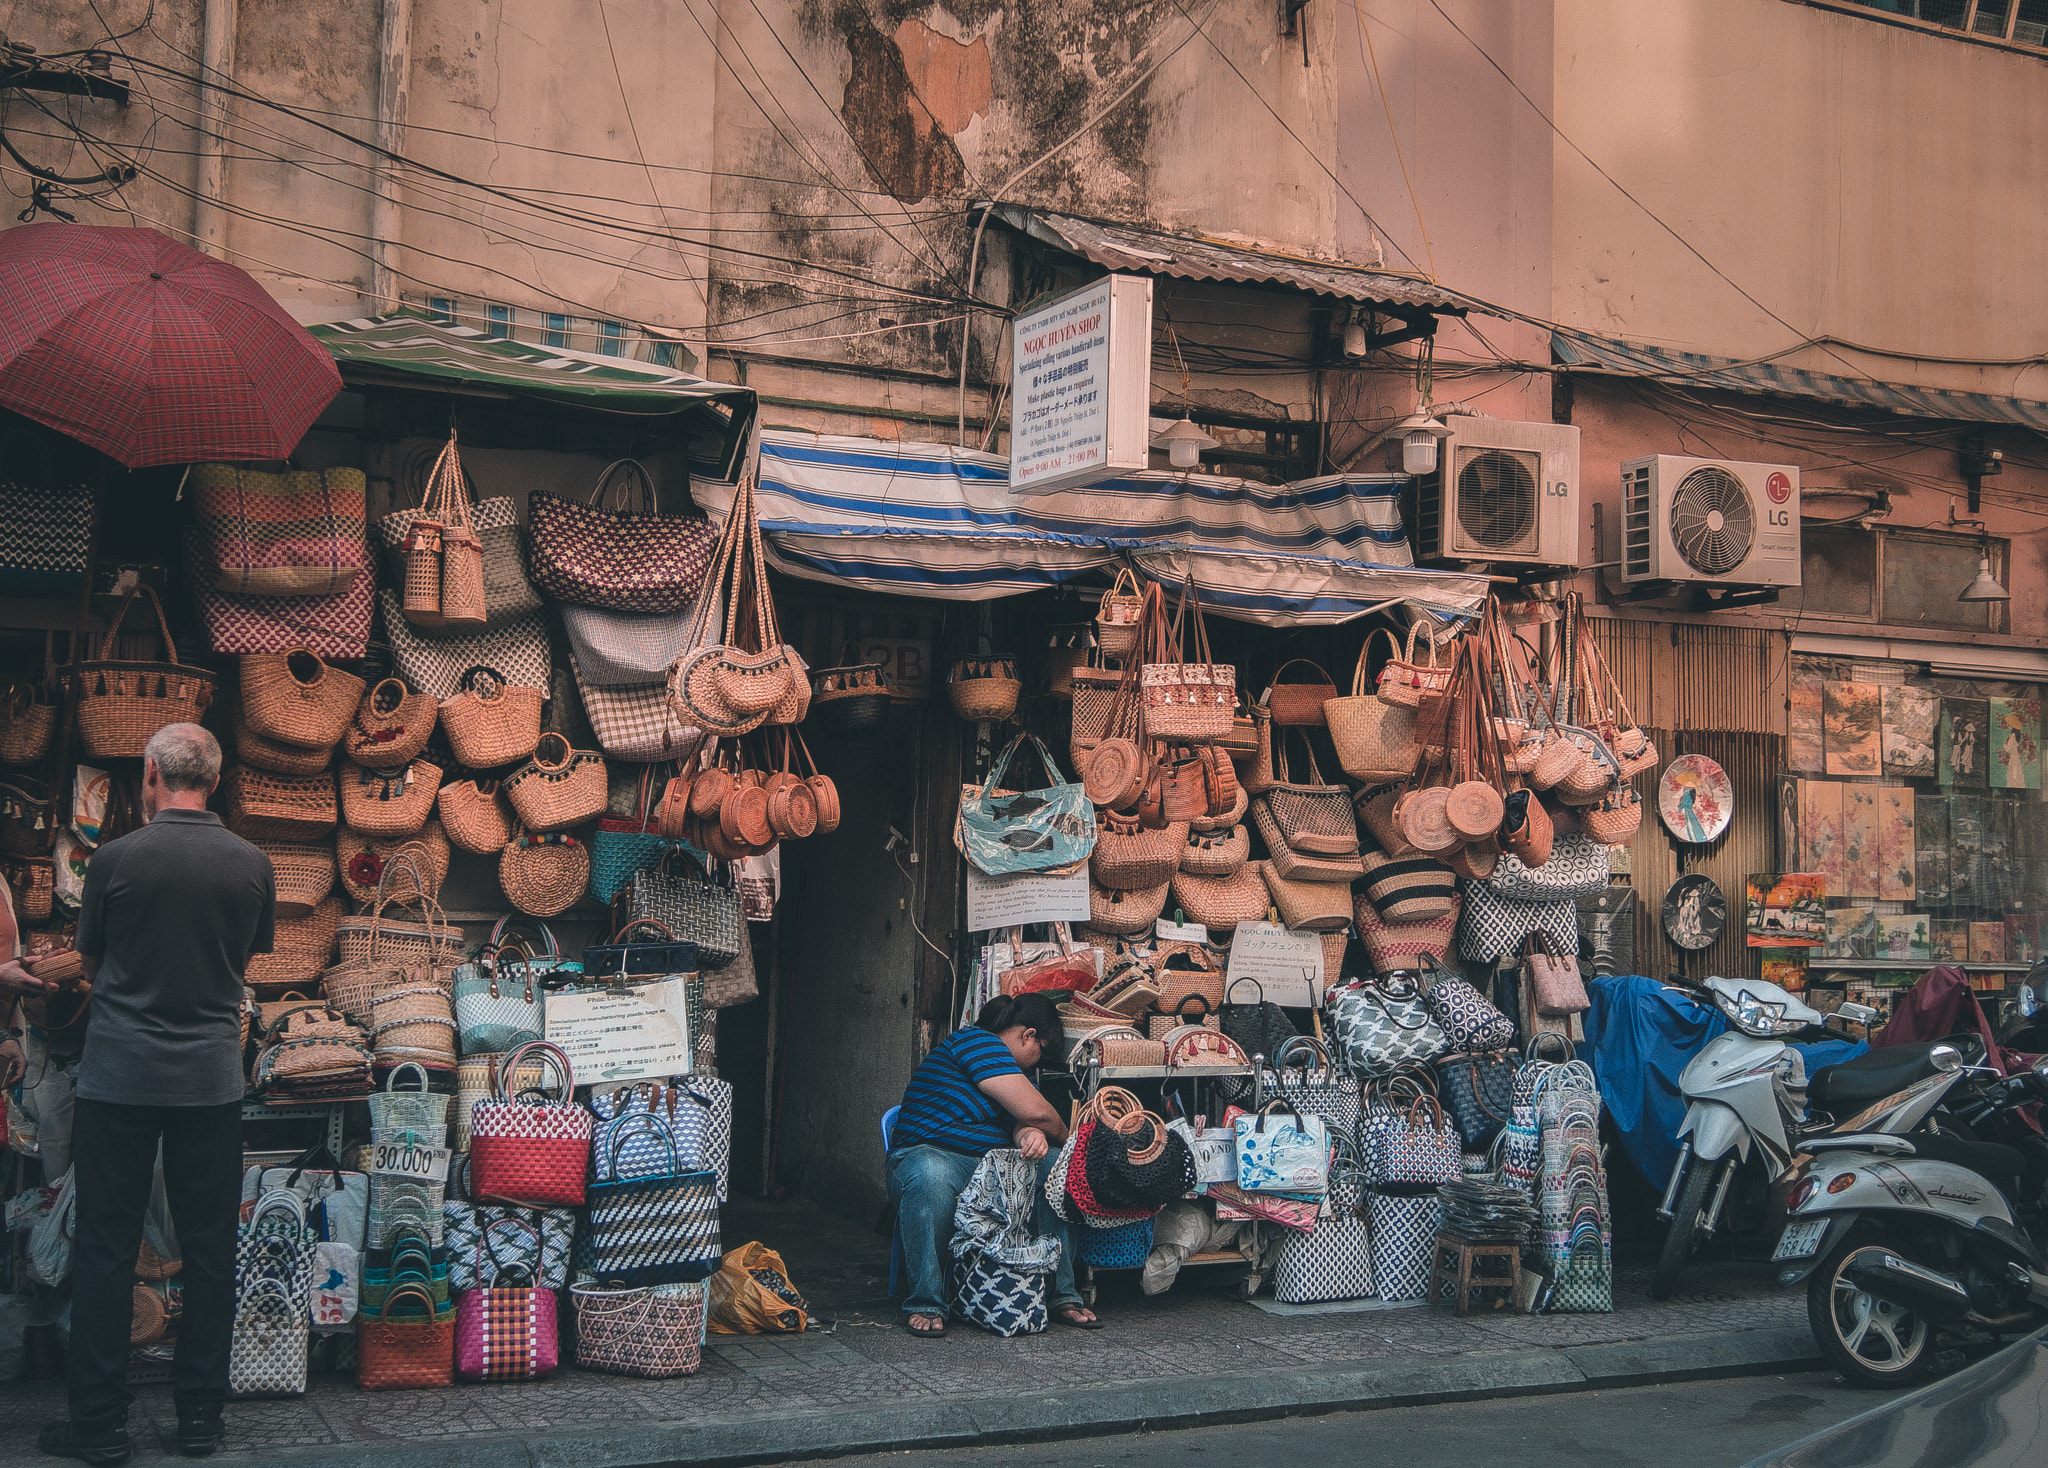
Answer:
[
  {"xmin": 36, "ymin": 1421, "xmax": 131, "ymax": 1466},
  {"xmin": 175, "ymin": 1410, "xmax": 225, "ymax": 1457}
]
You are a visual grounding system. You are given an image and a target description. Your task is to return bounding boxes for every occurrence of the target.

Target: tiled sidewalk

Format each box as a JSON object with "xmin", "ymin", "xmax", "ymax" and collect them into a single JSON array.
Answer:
[{"xmin": 0, "ymin": 1196, "xmax": 1810, "ymax": 1464}]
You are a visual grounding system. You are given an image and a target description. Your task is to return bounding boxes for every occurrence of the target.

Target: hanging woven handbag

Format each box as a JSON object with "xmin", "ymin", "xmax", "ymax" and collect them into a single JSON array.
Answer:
[
  {"xmin": 1524, "ymin": 931, "xmax": 1590, "ymax": 1016},
  {"xmin": 1088, "ymin": 876, "xmax": 1169, "ymax": 936},
  {"xmin": 498, "ymin": 830, "xmax": 589, "ymax": 918},
  {"xmin": 504, "ymin": 733, "xmax": 608, "ymax": 832},
  {"xmin": 343, "ymin": 678, "xmax": 438, "ymax": 768},
  {"xmin": 437, "ymin": 779, "xmax": 516, "ymax": 855},
  {"xmin": 453, "ymin": 946, "xmax": 545, "ymax": 1056},
  {"xmin": 1140, "ymin": 577, "xmax": 1235, "ymax": 743},
  {"xmin": 1376, "ymin": 621, "xmax": 1451, "ymax": 709},
  {"xmin": 584, "ymin": 1113, "xmax": 723, "ymax": 1285},
  {"xmin": 665, "ymin": 477, "xmax": 804, "ymax": 735},
  {"xmin": 240, "ymin": 650, "xmax": 366, "ymax": 750},
  {"xmin": 69, "ymin": 585, "xmax": 218, "ymax": 759},
  {"xmin": 1095, "ymin": 567, "xmax": 1144, "ymax": 661},
  {"xmin": 572, "ymin": 1280, "xmax": 705, "ymax": 1378},
  {"xmin": 529, "ymin": 458, "xmax": 716, "ymax": 613},
  {"xmin": 1418, "ymin": 954, "xmax": 1517, "ymax": 1051},
  {"xmin": 1089, "ymin": 809, "xmax": 1185, "ymax": 891},
  {"xmin": 1488, "ymin": 832, "xmax": 1609, "ymax": 901},
  {"xmin": 1168, "ymin": 864, "xmax": 1269, "ymax": 934},
  {"xmin": 338, "ymin": 759, "xmax": 441, "ymax": 838},
  {"xmin": 382, "ymin": 592, "xmax": 550, "ymax": 702},
  {"xmin": 251, "ymin": 841, "xmax": 334, "ymax": 921},
  {"xmin": 0, "ymin": 683, "xmax": 58, "ymax": 766},
  {"xmin": 337, "ymin": 825, "xmax": 450, "ymax": 905},
  {"xmin": 468, "ymin": 1042, "xmax": 593, "ymax": 1209},
  {"xmin": 1265, "ymin": 658, "xmax": 1340, "ymax": 727},
  {"xmin": 439, "ymin": 665, "xmax": 544, "ymax": 769},
  {"xmin": 231, "ymin": 706, "xmax": 333, "ymax": 777},
  {"xmin": 1356, "ymin": 848, "xmax": 1457, "ymax": 922},
  {"xmin": 377, "ymin": 462, "xmax": 540, "ymax": 628},
  {"xmin": 1365, "ymin": 1092, "xmax": 1463, "ymax": 1186},
  {"xmin": 618, "ymin": 850, "xmax": 745, "ymax": 970},
  {"xmin": 1216, "ymin": 978, "xmax": 1298, "ymax": 1065},
  {"xmin": 1458, "ymin": 883, "xmax": 1579, "ymax": 965},
  {"xmin": 1069, "ymin": 659, "xmax": 1126, "ymax": 761},
  {"xmin": 1180, "ymin": 823, "xmax": 1248, "ymax": 877},
  {"xmin": 808, "ymin": 648, "xmax": 892, "ymax": 743},
  {"xmin": 1327, "ymin": 628, "xmax": 1420, "ymax": 783},
  {"xmin": 1435, "ymin": 1047, "xmax": 1519, "ymax": 1151},
  {"xmin": 1259, "ymin": 860, "xmax": 1354, "ymax": 932},
  {"xmin": 191, "ymin": 464, "xmax": 367, "ymax": 598},
  {"xmin": 1254, "ymin": 728, "xmax": 1361, "ymax": 862},
  {"xmin": 1328, "ymin": 976, "xmax": 1450, "ymax": 1077},
  {"xmin": 225, "ymin": 767, "xmax": 337, "ymax": 843}
]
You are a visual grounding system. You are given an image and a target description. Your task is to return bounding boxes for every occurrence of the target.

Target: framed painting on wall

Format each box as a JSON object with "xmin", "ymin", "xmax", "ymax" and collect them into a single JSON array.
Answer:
[
  {"xmin": 1875, "ymin": 786, "xmax": 1915, "ymax": 902},
  {"xmin": 1843, "ymin": 784, "xmax": 1882, "ymax": 899},
  {"xmin": 1988, "ymin": 697, "xmax": 2040, "ymax": 790},
  {"xmin": 1941, "ymin": 698, "xmax": 1990, "ymax": 788},
  {"xmin": 1799, "ymin": 780, "xmax": 1845, "ymax": 896},
  {"xmin": 1881, "ymin": 687, "xmax": 1939, "ymax": 778},
  {"xmin": 1788, "ymin": 671, "xmax": 1826, "ymax": 774},
  {"xmin": 1824, "ymin": 682, "xmax": 1882, "ymax": 776}
]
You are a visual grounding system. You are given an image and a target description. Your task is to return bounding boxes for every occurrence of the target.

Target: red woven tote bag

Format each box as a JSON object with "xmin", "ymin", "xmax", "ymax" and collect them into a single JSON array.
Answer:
[{"xmin": 468, "ymin": 1041, "xmax": 593, "ymax": 1208}]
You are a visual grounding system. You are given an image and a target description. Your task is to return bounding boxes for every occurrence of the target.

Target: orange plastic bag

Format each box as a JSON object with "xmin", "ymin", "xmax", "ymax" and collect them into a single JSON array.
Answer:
[{"xmin": 707, "ymin": 1241, "xmax": 809, "ymax": 1334}]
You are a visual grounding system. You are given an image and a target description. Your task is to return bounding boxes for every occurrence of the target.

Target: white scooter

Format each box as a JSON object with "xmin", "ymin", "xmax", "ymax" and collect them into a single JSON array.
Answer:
[{"xmin": 1651, "ymin": 979, "xmax": 1891, "ymax": 1299}]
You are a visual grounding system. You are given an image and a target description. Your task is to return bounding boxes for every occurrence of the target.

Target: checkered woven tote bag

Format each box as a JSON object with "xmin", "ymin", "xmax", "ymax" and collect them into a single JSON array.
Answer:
[
  {"xmin": 191, "ymin": 464, "xmax": 367, "ymax": 597},
  {"xmin": 529, "ymin": 458, "xmax": 717, "ymax": 613},
  {"xmin": 184, "ymin": 527, "xmax": 374, "ymax": 659},
  {"xmin": 1366, "ymin": 1187, "xmax": 1443, "ymax": 1301},
  {"xmin": 584, "ymin": 1112, "xmax": 722, "ymax": 1284},
  {"xmin": 467, "ymin": 1042, "xmax": 593, "ymax": 1208},
  {"xmin": 571, "ymin": 1280, "xmax": 705, "ymax": 1377},
  {"xmin": 227, "ymin": 1278, "xmax": 309, "ymax": 1398},
  {"xmin": 442, "ymin": 1205, "xmax": 572, "ymax": 1293},
  {"xmin": 451, "ymin": 1216, "xmax": 559, "ymax": 1381},
  {"xmin": 591, "ymin": 1078, "xmax": 733, "ymax": 1202},
  {"xmin": 1274, "ymin": 1163, "xmax": 1374, "ymax": 1305}
]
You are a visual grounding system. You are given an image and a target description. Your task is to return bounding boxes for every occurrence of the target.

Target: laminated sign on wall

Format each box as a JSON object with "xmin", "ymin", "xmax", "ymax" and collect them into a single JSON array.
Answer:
[
  {"xmin": 545, "ymin": 980, "xmax": 695, "ymax": 1085},
  {"xmin": 1008, "ymin": 274, "xmax": 1153, "ymax": 495}
]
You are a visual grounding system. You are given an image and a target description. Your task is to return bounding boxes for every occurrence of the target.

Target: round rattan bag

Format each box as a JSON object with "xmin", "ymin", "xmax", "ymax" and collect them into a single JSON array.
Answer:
[
  {"xmin": 499, "ymin": 831, "xmax": 589, "ymax": 917},
  {"xmin": 338, "ymin": 824, "xmax": 451, "ymax": 904}
]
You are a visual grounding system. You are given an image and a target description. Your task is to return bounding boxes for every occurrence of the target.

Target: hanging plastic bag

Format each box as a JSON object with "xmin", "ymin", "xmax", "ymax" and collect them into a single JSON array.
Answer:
[
  {"xmin": 706, "ymin": 1242, "xmax": 808, "ymax": 1334},
  {"xmin": 27, "ymin": 1169, "xmax": 76, "ymax": 1286},
  {"xmin": 70, "ymin": 765, "xmax": 110, "ymax": 847}
]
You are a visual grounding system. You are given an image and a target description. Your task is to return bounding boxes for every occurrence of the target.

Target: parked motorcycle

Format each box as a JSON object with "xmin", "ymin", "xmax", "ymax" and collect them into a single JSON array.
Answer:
[
  {"xmin": 1653, "ymin": 979, "xmax": 1891, "ymax": 1299},
  {"xmin": 1773, "ymin": 1044, "xmax": 2048, "ymax": 1387}
]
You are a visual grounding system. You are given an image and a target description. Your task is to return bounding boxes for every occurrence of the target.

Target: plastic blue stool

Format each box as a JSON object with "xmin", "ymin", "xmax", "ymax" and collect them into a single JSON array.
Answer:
[{"xmin": 881, "ymin": 1106, "xmax": 904, "ymax": 1299}]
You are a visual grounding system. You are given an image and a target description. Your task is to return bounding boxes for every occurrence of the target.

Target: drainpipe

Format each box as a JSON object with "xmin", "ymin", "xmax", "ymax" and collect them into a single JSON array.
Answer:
[
  {"xmin": 192, "ymin": 0, "xmax": 236, "ymax": 258},
  {"xmin": 369, "ymin": 0, "xmax": 412, "ymax": 310}
]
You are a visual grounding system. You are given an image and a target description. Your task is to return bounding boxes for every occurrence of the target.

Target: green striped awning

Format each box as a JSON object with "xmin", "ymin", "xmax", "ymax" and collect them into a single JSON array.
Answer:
[
  {"xmin": 1551, "ymin": 326, "xmax": 2048, "ymax": 433},
  {"xmin": 309, "ymin": 314, "xmax": 755, "ymax": 480}
]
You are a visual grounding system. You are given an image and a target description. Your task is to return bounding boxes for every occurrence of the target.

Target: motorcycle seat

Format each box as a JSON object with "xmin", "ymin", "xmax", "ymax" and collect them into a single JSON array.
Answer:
[
  {"xmin": 1901, "ymin": 1131, "xmax": 2027, "ymax": 1180},
  {"xmin": 1809, "ymin": 1041, "xmax": 1948, "ymax": 1110}
]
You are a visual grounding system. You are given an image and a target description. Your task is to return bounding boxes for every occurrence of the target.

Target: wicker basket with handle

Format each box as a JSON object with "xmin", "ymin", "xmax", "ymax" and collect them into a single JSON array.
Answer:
[
  {"xmin": 224, "ymin": 767, "xmax": 337, "ymax": 842},
  {"xmin": 343, "ymin": 677, "xmax": 438, "ymax": 768},
  {"xmin": 246, "ymin": 894, "xmax": 342, "ymax": 995},
  {"xmin": 439, "ymin": 665, "xmax": 543, "ymax": 769},
  {"xmin": 256, "ymin": 841, "xmax": 335, "ymax": 918},
  {"xmin": 232, "ymin": 705, "xmax": 335, "ymax": 777},
  {"xmin": 436, "ymin": 779, "xmax": 515, "ymax": 854},
  {"xmin": 504, "ymin": 733, "xmax": 607, "ymax": 832},
  {"xmin": 0, "ymin": 684, "xmax": 57, "ymax": 767},
  {"xmin": 337, "ymin": 825, "xmax": 450, "ymax": 904},
  {"xmin": 239, "ymin": 650, "xmax": 366, "ymax": 749},
  {"xmin": 70, "ymin": 585, "xmax": 217, "ymax": 759},
  {"xmin": 339, "ymin": 759, "xmax": 442, "ymax": 838}
]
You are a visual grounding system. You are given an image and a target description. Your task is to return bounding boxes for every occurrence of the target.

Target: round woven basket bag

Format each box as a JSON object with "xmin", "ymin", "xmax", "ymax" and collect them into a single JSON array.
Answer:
[
  {"xmin": 499, "ymin": 831, "xmax": 589, "ymax": 917},
  {"xmin": 436, "ymin": 779, "xmax": 515, "ymax": 854},
  {"xmin": 240, "ymin": 650, "xmax": 366, "ymax": 750},
  {"xmin": 343, "ymin": 677, "xmax": 438, "ymax": 768},
  {"xmin": 338, "ymin": 824, "xmax": 451, "ymax": 904}
]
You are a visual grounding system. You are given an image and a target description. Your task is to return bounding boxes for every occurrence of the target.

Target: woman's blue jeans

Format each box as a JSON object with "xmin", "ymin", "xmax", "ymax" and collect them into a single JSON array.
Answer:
[{"xmin": 885, "ymin": 1144, "xmax": 1082, "ymax": 1319}]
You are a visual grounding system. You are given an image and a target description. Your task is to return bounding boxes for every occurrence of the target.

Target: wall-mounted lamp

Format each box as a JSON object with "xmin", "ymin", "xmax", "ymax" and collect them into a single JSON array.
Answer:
[
  {"xmin": 1342, "ymin": 306, "xmax": 1369, "ymax": 359},
  {"xmin": 1153, "ymin": 416, "xmax": 1219, "ymax": 471}
]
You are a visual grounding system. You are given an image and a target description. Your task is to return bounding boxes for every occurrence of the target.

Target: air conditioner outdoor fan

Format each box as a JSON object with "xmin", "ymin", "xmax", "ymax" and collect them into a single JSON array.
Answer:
[
  {"xmin": 1455, "ymin": 447, "xmax": 1537, "ymax": 550},
  {"xmin": 1668, "ymin": 466, "xmax": 1755, "ymax": 577}
]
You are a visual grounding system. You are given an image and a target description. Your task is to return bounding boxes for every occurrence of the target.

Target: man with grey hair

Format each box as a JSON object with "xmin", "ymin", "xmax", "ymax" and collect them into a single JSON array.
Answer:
[{"xmin": 35, "ymin": 723, "xmax": 274, "ymax": 1465}]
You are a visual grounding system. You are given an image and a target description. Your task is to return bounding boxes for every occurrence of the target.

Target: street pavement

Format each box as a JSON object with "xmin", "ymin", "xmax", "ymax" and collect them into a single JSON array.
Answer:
[
  {"xmin": 0, "ymin": 1194, "xmax": 1860, "ymax": 1466},
  {"xmin": 774, "ymin": 1370, "xmax": 1911, "ymax": 1468}
]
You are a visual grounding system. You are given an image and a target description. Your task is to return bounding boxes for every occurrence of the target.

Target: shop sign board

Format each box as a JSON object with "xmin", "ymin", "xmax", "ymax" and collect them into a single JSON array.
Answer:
[
  {"xmin": 1223, "ymin": 921, "xmax": 1325, "ymax": 1007},
  {"xmin": 1009, "ymin": 274, "xmax": 1154, "ymax": 495},
  {"xmin": 965, "ymin": 863, "xmax": 1090, "ymax": 932},
  {"xmin": 545, "ymin": 978, "xmax": 696, "ymax": 1084}
]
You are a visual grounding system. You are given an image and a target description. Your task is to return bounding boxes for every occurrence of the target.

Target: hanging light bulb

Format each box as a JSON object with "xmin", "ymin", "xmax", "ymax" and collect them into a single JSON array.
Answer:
[
  {"xmin": 1382, "ymin": 409, "xmax": 1453, "ymax": 476},
  {"xmin": 1152, "ymin": 417, "xmax": 1219, "ymax": 471}
]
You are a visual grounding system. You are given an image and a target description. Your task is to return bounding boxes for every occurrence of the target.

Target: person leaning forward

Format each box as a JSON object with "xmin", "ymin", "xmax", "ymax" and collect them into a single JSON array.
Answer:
[
  {"xmin": 0, "ymin": 725, "xmax": 276, "ymax": 1465},
  {"xmin": 885, "ymin": 992, "xmax": 1100, "ymax": 1337}
]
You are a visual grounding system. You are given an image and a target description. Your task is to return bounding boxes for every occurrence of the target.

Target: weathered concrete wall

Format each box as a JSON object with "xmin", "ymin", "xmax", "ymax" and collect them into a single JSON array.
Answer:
[{"xmin": 1555, "ymin": 0, "xmax": 2048, "ymax": 399}]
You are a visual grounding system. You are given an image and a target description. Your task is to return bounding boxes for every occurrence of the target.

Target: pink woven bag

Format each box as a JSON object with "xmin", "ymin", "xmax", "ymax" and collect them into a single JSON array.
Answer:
[{"xmin": 455, "ymin": 1286, "xmax": 559, "ymax": 1382}]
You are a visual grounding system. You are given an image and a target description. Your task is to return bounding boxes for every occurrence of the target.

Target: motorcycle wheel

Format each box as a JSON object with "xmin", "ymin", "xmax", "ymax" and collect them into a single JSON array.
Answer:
[
  {"xmin": 1806, "ymin": 1228, "xmax": 1935, "ymax": 1388},
  {"xmin": 1651, "ymin": 1159, "xmax": 1718, "ymax": 1301}
]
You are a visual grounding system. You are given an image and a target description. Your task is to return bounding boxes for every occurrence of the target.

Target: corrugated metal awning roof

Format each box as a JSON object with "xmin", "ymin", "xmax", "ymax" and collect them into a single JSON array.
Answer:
[
  {"xmin": 987, "ymin": 204, "xmax": 1470, "ymax": 312},
  {"xmin": 1551, "ymin": 326, "xmax": 2048, "ymax": 433}
]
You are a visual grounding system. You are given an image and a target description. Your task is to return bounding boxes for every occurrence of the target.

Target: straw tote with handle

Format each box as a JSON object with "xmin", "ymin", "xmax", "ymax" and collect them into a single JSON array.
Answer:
[
  {"xmin": 1141, "ymin": 576, "xmax": 1235, "ymax": 744},
  {"xmin": 401, "ymin": 432, "xmax": 486, "ymax": 629},
  {"xmin": 343, "ymin": 677, "xmax": 438, "ymax": 768},
  {"xmin": 1326, "ymin": 627, "xmax": 1420, "ymax": 784},
  {"xmin": 240, "ymin": 650, "xmax": 366, "ymax": 750},
  {"xmin": 667, "ymin": 477, "xmax": 802, "ymax": 736},
  {"xmin": 70, "ymin": 585, "xmax": 217, "ymax": 759}
]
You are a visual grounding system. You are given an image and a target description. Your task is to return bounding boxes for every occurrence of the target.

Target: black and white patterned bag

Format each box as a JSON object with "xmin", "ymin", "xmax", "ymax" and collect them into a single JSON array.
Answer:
[
  {"xmin": 1328, "ymin": 979, "xmax": 1450, "ymax": 1079},
  {"xmin": 1273, "ymin": 1166, "xmax": 1373, "ymax": 1305},
  {"xmin": 1458, "ymin": 884, "xmax": 1579, "ymax": 965},
  {"xmin": 583, "ymin": 1112, "xmax": 721, "ymax": 1285},
  {"xmin": 1418, "ymin": 957, "xmax": 1517, "ymax": 1051}
]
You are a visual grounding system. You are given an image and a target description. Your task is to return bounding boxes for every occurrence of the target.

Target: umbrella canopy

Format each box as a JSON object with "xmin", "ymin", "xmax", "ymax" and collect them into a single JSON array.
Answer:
[{"xmin": 0, "ymin": 223, "xmax": 341, "ymax": 467}]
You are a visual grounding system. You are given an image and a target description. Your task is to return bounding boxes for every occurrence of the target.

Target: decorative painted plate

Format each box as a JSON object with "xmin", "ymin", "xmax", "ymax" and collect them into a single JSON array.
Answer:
[
  {"xmin": 1661, "ymin": 874, "xmax": 1726, "ymax": 952},
  {"xmin": 1658, "ymin": 754, "xmax": 1733, "ymax": 843}
]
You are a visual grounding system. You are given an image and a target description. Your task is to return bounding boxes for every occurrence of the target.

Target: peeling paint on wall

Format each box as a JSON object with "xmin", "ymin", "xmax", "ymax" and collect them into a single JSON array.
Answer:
[
  {"xmin": 892, "ymin": 18, "xmax": 992, "ymax": 136},
  {"xmin": 838, "ymin": 4, "xmax": 966, "ymax": 202}
]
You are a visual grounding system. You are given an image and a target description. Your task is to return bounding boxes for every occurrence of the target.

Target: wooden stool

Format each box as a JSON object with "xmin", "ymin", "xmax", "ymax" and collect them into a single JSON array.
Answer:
[{"xmin": 1430, "ymin": 1233, "xmax": 1521, "ymax": 1316}]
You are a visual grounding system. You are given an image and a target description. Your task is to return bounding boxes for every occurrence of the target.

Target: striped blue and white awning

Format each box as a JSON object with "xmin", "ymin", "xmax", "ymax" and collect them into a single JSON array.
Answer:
[
  {"xmin": 691, "ymin": 430, "xmax": 1491, "ymax": 627},
  {"xmin": 1551, "ymin": 326, "xmax": 2048, "ymax": 432}
]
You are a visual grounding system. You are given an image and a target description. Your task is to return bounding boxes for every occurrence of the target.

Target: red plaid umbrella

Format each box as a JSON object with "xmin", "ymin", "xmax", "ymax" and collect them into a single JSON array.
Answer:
[{"xmin": 0, "ymin": 223, "xmax": 341, "ymax": 468}]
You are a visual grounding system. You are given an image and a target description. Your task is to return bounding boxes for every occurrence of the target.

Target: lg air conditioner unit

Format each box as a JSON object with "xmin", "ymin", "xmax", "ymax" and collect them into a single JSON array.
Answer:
[
  {"xmin": 1620, "ymin": 456, "xmax": 1801, "ymax": 587},
  {"xmin": 1414, "ymin": 415, "xmax": 1580, "ymax": 567}
]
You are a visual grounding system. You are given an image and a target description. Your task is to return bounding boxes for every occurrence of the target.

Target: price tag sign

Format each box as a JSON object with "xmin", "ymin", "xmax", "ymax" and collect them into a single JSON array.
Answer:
[
  {"xmin": 1155, "ymin": 919, "xmax": 1209, "ymax": 945},
  {"xmin": 1223, "ymin": 921, "xmax": 1326, "ymax": 1008},
  {"xmin": 545, "ymin": 977, "xmax": 695, "ymax": 1084},
  {"xmin": 368, "ymin": 1140, "xmax": 451, "ymax": 1183}
]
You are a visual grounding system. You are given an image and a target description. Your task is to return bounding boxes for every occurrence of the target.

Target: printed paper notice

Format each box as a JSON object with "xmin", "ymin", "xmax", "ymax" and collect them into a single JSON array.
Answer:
[
  {"xmin": 965, "ymin": 865, "xmax": 1091, "ymax": 932},
  {"xmin": 1223, "ymin": 921, "xmax": 1325, "ymax": 1008},
  {"xmin": 544, "ymin": 979, "xmax": 694, "ymax": 1084}
]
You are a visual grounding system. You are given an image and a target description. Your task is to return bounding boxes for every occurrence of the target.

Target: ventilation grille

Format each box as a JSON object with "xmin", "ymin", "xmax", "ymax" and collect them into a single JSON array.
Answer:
[
  {"xmin": 1452, "ymin": 447, "xmax": 1538, "ymax": 553},
  {"xmin": 1623, "ymin": 464, "xmax": 1653, "ymax": 579},
  {"xmin": 1669, "ymin": 466, "xmax": 1756, "ymax": 577}
]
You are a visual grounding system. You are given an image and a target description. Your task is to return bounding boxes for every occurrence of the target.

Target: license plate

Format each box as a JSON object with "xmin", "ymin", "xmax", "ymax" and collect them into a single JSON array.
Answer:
[
  {"xmin": 368, "ymin": 1141, "xmax": 450, "ymax": 1183},
  {"xmin": 1772, "ymin": 1218, "xmax": 1829, "ymax": 1261}
]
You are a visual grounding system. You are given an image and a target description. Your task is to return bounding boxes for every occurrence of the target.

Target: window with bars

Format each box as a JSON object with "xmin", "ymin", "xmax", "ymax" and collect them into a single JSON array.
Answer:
[
  {"xmin": 485, "ymin": 304, "xmax": 513, "ymax": 339},
  {"xmin": 543, "ymin": 313, "xmax": 569, "ymax": 348},
  {"xmin": 596, "ymin": 321, "xmax": 625, "ymax": 356},
  {"xmin": 1832, "ymin": 0, "xmax": 2048, "ymax": 47}
]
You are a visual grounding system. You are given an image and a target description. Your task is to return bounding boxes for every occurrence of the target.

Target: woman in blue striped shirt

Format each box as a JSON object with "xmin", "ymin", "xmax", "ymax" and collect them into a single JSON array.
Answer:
[{"xmin": 886, "ymin": 993, "xmax": 1099, "ymax": 1336}]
